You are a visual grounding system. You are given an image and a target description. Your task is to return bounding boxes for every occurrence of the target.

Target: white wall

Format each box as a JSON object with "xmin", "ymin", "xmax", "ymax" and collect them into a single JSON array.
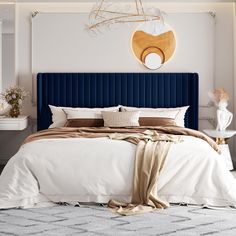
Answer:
[
  {"xmin": 0, "ymin": 22, "xmax": 2, "ymax": 92},
  {"xmin": 0, "ymin": 3, "xmax": 15, "ymax": 93},
  {"xmin": 233, "ymin": 3, "xmax": 236, "ymax": 165},
  {"xmin": 15, "ymin": 3, "xmax": 235, "ymax": 120},
  {"xmin": 2, "ymin": 34, "xmax": 15, "ymax": 90},
  {"xmin": 0, "ymin": 2, "xmax": 235, "ymax": 164},
  {"xmin": 31, "ymin": 12, "xmax": 215, "ymax": 107}
]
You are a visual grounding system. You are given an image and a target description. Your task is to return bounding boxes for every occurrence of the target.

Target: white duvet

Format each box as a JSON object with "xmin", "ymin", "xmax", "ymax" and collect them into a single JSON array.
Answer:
[{"xmin": 0, "ymin": 135, "xmax": 236, "ymax": 209}]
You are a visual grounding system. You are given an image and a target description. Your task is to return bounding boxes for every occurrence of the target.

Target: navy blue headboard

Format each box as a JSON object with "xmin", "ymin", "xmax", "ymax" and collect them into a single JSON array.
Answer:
[{"xmin": 37, "ymin": 73, "xmax": 199, "ymax": 131}]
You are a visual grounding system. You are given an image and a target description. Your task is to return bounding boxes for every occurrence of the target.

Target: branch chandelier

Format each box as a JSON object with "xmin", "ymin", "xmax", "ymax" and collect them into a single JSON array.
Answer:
[{"xmin": 87, "ymin": 0, "xmax": 163, "ymax": 32}]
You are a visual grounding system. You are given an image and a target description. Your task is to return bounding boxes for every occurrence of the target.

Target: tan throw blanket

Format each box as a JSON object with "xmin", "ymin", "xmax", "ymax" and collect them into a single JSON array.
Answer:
[
  {"xmin": 23, "ymin": 126, "xmax": 219, "ymax": 153},
  {"xmin": 107, "ymin": 130, "xmax": 179, "ymax": 215}
]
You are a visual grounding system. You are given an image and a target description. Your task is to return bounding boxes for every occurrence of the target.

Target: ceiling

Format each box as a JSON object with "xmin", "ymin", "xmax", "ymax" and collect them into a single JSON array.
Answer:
[
  {"xmin": 1, "ymin": 0, "xmax": 236, "ymax": 2},
  {"xmin": 0, "ymin": 0, "xmax": 234, "ymax": 33}
]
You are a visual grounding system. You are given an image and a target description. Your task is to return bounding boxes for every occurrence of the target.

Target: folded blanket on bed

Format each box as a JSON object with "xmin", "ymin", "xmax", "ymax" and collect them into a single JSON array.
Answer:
[{"xmin": 23, "ymin": 126, "xmax": 219, "ymax": 153}]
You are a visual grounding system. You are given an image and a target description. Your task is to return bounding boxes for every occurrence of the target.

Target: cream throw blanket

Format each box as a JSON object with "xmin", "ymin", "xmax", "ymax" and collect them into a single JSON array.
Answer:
[{"xmin": 107, "ymin": 130, "xmax": 180, "ymax": 216}]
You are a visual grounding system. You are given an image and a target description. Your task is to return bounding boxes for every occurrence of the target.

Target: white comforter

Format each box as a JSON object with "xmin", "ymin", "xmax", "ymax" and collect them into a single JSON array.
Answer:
[{"xmin": 0, "ymin": 135, "xmax": 236, "ymax": 209}]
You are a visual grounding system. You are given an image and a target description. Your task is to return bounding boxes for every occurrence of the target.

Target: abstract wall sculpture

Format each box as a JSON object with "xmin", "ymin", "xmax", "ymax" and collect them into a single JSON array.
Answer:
[
  {"xmin": 87, "ymin": 0, "xmax": 175, "ymax": 70},
  {"xmin": 131, "ymin": 21, "xmax": 176, "ymax": 70}
]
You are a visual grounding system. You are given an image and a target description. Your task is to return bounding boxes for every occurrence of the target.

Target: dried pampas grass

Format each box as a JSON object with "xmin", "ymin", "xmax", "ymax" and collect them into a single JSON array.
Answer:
[{"xmin": 208, "ymin": 88, "xmax": 229, "ymax": 104}]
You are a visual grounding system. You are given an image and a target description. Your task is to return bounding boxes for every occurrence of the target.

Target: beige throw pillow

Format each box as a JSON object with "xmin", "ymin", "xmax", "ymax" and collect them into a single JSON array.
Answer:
[{"xmin": 102, "ymin": 111, "xmax": 140, "ymax": 127}]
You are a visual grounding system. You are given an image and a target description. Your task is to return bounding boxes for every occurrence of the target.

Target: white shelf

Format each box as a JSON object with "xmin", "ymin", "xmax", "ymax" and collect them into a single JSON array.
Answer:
[
  {"xmin": 0, "ymin": 116, "xmax": 28, "ymax": 130},
  {"xmin": 203, "ymin": 129, "xmax": 236, "ymax": 139}
]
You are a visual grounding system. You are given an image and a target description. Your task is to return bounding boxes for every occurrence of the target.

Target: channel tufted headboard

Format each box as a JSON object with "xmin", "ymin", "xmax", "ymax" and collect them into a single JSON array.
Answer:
[{"xmin": 37, "ymin": 73, "xmax": 199, "ymax": 131}]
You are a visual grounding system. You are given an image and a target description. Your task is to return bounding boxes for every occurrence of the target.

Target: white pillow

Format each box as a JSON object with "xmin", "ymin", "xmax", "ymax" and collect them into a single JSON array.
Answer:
[
  {"xmin": 49, "ymin": 105, "xmax": 120, "ymax": 128},
  {"xmin": 102, "ymin": 111, "xmax": 140, "ymax": 127},
  {"xmin": 64, "ymin": 109, "xmax": 104, "ymax": 119},
  {"xmin": 120, "ymin": 105, "xmax": 189, "ymax": 127}
]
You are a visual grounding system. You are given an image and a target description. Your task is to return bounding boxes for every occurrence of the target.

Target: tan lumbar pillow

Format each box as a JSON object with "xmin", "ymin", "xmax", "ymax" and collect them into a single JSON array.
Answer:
[
  {"xmin": 139, "ymin": 117, "xmax": 177, "ymax": 127},
  {"xmin": 102, "ymin": 111, "xmax": 140, "ymax": 127}
]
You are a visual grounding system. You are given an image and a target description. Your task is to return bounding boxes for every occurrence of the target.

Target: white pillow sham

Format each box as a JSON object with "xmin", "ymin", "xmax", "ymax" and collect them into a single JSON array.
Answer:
[
  {"xmin": 64, "ymin": 109, "xmax": 104, "ymax": 119},
  {"xmin": 102, "ymin": 111, "xmax": 140, "ymax": 127},
  {"xmin": 49, "ymin": 105, "xmax": 120, "ymax": 128},
  {"xmin": 120, "ymin": 105, "xmax": 189, "ymax": 127}
]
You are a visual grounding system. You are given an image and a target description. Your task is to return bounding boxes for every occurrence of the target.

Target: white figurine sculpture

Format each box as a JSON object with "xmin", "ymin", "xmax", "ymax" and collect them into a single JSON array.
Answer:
[
  {"xmin": 216, "ymin": 100, "xmax": 233, "ymax": 131},
  {"xmin": 208, "ymin": 88, "xmax": 233, "ymax": 131}
]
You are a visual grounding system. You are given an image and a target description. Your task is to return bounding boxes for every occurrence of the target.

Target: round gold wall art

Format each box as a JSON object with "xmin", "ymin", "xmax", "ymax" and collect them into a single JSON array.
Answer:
[{"xmin": 131, "ymin": 22, "xmax": 176, "ymax": 70}]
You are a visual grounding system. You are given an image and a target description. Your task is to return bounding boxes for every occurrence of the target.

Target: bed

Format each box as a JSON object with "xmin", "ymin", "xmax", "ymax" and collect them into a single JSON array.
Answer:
[{"xmin": 1, "ymin": 72, "xmax": 236, "ymax": 211}]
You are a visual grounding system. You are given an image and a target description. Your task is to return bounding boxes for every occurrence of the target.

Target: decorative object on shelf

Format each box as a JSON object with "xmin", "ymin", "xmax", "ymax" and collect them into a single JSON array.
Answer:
[
  {"xmin": 208, "ymin": 88, "xmax": 233, "ymax": 131},
  {"xmin": 1, "ymin": 86, "xmax": 29, "ymax": 118},
  {"xmin": 87, "ymin": 0, "xmax": 162, "ymax": 32},
  {"xmin": 131, "ymin": 21, "xmax": 176, "ymax": 70},
  {"xmin": 0, "ymin": 99, "xmax": 10, "ymax": 117}
]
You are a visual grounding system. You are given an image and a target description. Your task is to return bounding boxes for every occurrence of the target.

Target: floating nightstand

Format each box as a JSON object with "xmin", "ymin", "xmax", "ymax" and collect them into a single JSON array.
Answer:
[
  {"xmin": 0, "ymin": 116, "xmax": 28, "ymax": 130},
  {"xmin": 203, "ymin": 129, "xmax": 236, "ymax": 171}
]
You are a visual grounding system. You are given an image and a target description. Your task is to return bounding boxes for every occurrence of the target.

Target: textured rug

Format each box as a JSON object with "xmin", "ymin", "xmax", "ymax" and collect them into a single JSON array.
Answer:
[{"xmin": 0, "ymin": 204, "xmax": 236, "ymax": 236}]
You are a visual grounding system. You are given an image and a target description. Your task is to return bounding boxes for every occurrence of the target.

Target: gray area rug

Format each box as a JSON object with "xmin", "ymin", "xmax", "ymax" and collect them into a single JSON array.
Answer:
[{"xmin": 0, "ymin": 204, "xmax": 236, "ymax": 236}]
